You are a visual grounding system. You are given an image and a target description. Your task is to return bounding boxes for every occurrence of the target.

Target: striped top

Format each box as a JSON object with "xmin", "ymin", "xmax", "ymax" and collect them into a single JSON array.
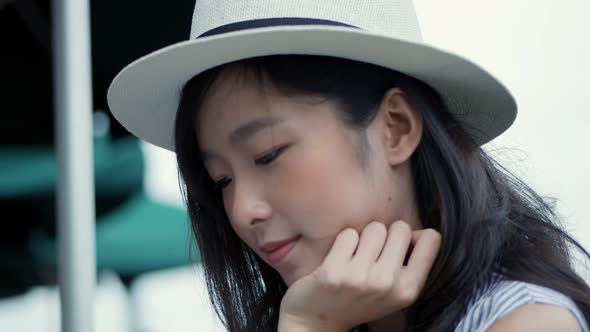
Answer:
[{"xmin": 455, "ymin": 273, "xmax": 590, "ymax": 331}]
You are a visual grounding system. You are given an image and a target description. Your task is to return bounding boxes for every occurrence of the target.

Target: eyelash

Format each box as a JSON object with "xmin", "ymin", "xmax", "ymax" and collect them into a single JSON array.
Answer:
[
  {"xmin": 255, "ymin": 145, "xmax": 288, "ymax": 165},
  {"xmin": 212, "ymin": 145, "xmax": 289, "ymax": 190}
]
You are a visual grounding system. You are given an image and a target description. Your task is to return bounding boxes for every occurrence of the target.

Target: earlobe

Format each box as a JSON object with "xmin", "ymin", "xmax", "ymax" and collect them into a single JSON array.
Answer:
[{"xmin": 379, "ymin": 88, "xmax": 423, "ymax": 167}]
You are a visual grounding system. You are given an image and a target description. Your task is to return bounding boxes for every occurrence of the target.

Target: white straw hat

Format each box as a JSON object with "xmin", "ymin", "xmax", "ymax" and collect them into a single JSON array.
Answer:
[{"xmin": 107, "ymin": 0, "xmax": 517, "ymax": 152}]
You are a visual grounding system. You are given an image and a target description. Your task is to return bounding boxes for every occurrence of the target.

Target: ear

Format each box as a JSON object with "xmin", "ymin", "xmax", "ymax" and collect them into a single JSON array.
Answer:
[{"xmin": 372, "ymin": 87, "xmax": 423, "ymax": 167}]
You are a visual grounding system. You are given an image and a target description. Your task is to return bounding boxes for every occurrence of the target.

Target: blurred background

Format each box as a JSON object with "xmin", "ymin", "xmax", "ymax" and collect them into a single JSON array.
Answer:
[{"xmin": 0, "ymin": 0, "xmax": 588, "ymax": 331}]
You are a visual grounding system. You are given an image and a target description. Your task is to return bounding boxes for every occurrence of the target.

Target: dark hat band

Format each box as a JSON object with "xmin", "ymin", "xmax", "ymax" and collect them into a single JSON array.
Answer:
[{"xmin": 197, "ymin": 17, "xmax": 359, "ymax": 38}]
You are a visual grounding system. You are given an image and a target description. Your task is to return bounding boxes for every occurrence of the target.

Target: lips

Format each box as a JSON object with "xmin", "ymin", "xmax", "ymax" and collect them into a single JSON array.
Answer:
[
  {"xmin": 260, "ymin": 235, "xmax": 301, "ymax": 252},
  {"xmin": 259, "ymin": 235, "xmax": 301, "ymax": 264}
]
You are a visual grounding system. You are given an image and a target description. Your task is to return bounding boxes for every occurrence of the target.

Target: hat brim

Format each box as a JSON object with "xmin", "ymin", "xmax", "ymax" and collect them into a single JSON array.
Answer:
[{"xmin": 107, "ymin": 25, "xmax": 516, "ymax": 152}]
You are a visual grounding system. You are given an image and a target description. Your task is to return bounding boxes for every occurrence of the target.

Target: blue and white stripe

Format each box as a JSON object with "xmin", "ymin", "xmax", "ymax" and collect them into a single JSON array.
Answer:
[{"xmin": 455, "ymin": 274, "xmax": 589, "ymax": 331}]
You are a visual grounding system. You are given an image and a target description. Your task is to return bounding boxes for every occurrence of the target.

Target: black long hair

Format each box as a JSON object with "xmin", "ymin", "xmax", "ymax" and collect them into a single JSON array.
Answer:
[{"xmin": 174, "ymin": 55, "xmax": 590, "ymax": 331}]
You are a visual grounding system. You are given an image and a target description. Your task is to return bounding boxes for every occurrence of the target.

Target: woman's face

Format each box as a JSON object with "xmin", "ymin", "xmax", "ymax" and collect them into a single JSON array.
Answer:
[{"xmin": 197, "ymin": 68, "xmax": 421, "ymax": 286}]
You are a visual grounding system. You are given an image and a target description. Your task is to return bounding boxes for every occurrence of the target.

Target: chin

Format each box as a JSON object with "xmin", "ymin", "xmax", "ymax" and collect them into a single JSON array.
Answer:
[
  {"xmin": 280, "ymin": 265, "xmax": 310, "ymax": 287},
  {"xmin": 281, "ymin": 270, "xmax": 301, "ymax": 287},
  {"xmin": 284, "ymin": 277, "xmax": 295, "ymax": 287}
]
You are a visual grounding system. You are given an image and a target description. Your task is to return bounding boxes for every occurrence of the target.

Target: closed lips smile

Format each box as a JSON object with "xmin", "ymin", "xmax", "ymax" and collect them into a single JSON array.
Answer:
[{"xmin": 260, "ymin": 235, "xmax": 301, "ymax": 264}]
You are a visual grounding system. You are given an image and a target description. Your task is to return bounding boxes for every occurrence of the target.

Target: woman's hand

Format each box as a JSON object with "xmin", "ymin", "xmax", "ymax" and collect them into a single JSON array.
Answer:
[{"xmin": 278, "ymin": 220, "xmax": 442, "ymax": 332}]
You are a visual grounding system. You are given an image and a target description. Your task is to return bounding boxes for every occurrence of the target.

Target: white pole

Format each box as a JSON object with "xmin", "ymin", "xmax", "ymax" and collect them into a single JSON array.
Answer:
[{"xmin": 52, "ymin": 0, "xmax": 96, "ymax": 330}]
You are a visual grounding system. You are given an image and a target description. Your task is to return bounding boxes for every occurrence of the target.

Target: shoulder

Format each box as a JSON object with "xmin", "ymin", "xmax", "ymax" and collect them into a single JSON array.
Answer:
[
  {"xmin": 487, "ymin": 303, "xmax": 582, "ymax": 332},
  {"xmin": 455, "ymin": 274, "xmax": 589, "ymax": 332}
]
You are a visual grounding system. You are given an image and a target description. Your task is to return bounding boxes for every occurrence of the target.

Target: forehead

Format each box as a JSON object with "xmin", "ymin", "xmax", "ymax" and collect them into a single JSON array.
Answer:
[
  {"xmin": 196, "ymin": 67, "xmax": 329, "ymax": 145},
  {"xmin": 199, "ymin": 66, "xmax": 276, "ymax": 124}
]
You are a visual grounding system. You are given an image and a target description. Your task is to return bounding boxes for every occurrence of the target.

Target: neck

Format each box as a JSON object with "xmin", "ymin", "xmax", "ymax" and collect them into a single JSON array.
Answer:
[{"xmin": 367, "ymin": 311, "xmax": 406, "ymax": 332}]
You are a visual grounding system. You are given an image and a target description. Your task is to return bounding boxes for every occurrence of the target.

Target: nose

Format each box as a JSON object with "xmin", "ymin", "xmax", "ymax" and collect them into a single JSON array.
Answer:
[{"xmin": 227, "ymin": 179, "xmax": 272, "ymax": 228}]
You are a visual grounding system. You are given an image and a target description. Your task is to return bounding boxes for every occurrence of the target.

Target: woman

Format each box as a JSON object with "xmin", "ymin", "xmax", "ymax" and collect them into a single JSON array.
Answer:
[{"xmin": 107, "ymin": 1, "xmax": 590, "ymax": 331}]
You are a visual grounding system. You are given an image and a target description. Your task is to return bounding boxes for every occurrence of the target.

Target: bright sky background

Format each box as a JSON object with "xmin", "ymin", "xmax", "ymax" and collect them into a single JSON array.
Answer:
[
  {"xmin": 3, "ymin": 1, "xmax": 588, "ymax": 331},
  {"xmin": 414, "ymin": 0, "xmax": 590, "ymax": 247}
]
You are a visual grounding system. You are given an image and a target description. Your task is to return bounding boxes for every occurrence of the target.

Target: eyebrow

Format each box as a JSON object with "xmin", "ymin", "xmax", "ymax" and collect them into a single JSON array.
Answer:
[
  {"xmin": 200, "ymin": 116, "xmax": 286, "ymax": 162},
  {"xmin": 229, "ymin": 116, "xmax": 286, "ymax": 145}
]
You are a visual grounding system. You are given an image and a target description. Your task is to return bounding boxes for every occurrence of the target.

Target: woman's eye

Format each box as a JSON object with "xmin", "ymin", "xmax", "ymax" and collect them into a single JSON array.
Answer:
[
  {"xmin": 211, "ymin": 146, "xmax": 288, "ymax": 190},
  {"xmin": 255, "ymin": 145, "xmax": 288, "ymax": 166},
  {"xmin": 212, "ymin": 176, "xmax": 232, "ymax": 190}
]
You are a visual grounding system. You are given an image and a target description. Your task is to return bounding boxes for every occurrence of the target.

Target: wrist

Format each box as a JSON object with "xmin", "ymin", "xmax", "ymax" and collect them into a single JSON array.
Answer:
[{"xmin": 278, "ymin": 312, "xmax": 347, "ymax": 332}]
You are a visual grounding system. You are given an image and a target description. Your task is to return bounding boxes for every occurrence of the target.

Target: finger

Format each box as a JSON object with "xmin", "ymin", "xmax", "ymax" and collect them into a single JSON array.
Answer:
[
  {"xmin": 373, "ymin": 220, "xmax": 413, "ymax": 272},
  {"xmin": 323, "ymin": 228, "xmax": 360, "ymax": 266},
  {"xmin": 351, "ymin": 221, "xmax": 387, "ymax": 266},
  {"xmin": 410, "ymin": 229, "xmax": 437, "ymax": 244},
  {"xmin": 401, "ymin": 229, "xmax": 442, "ymax": 289}
]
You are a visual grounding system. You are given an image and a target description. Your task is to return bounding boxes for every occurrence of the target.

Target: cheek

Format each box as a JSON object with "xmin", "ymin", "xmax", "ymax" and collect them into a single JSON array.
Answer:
[{"xmin": 271, "ymin": 146, "xmax": 376, "ymax": 236}]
